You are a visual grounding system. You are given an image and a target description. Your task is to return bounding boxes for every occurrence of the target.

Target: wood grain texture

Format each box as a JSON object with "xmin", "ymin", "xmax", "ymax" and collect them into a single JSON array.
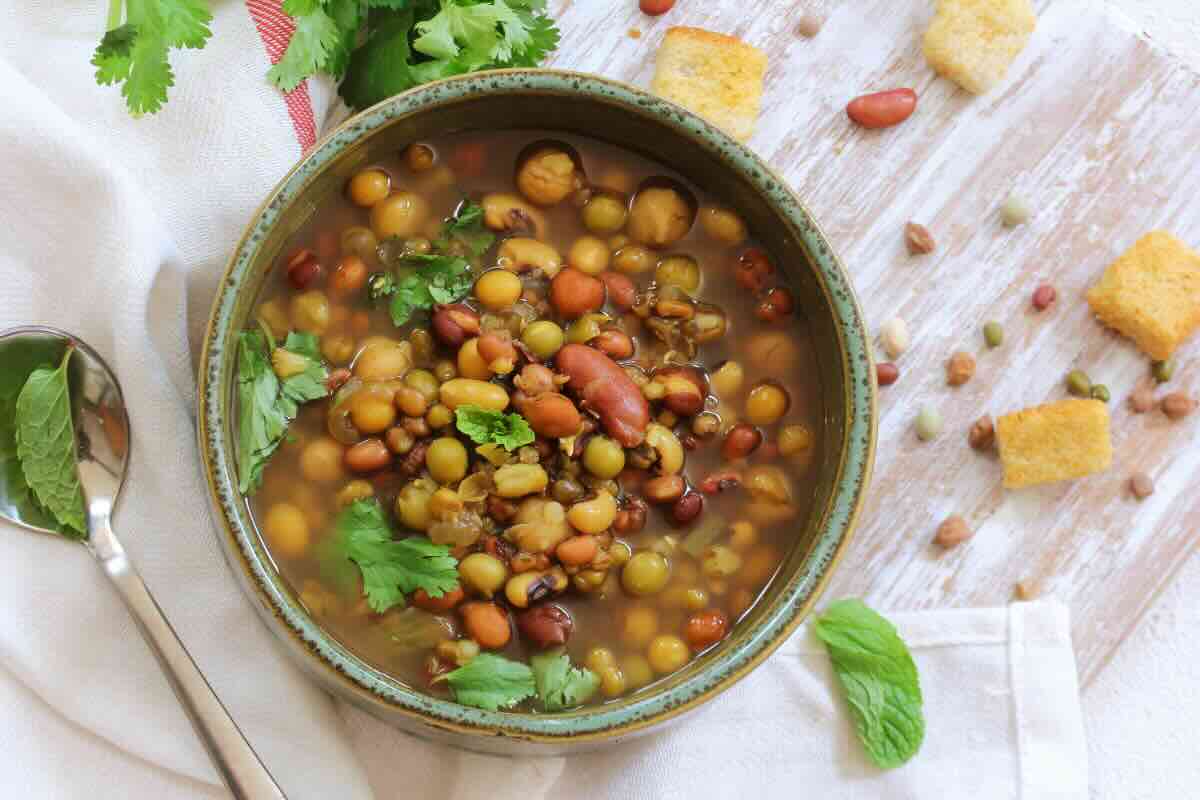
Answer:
[{"xmin": 546, "ymin": 0, "xmax": 1200, "ymax": 684}]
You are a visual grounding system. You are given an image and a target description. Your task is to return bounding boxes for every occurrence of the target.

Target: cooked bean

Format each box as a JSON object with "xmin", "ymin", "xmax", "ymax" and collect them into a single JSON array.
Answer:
[
  {"xmin": 567, "ymin": 491, "xmax": 618, "ymax": 534},
  {"xmin": 628, "ymin": 183, "xmax": 694, "ymax": 247},
  {"xmin": 521, "ymin": 320, "xmax": 565, "ymax": 360},
  {"xmin": 568, "ymin": 235, "xmax": 611, "ymax": 275},
  {"xmin": 612, "ymin": 244, "xmax": 656, "ymax": 274},
  {"xmin": 497, "ymin": 237, "xmax": 563, "ymax": 277},
  {"xmin": 644, "ymin": 474, "xmax": 685, "ymax": 504},
  {"xmin": 460, "ymin": 602, "xmax": 511, "ymax": 649},
  {"xmin": 684, "ymin": 609, "xmax": 729, "ymax": 650},
  {"xmin": 344, "ymin": 438, "xmax": 391, "ymax": 473},
  {"xmin": 591, "ymin": 328, "xmax": 634, "ymax": 360},
  {"xmin": 583, "ymin": 436, "xmax": 626, "ymax": 480},
  {"xmin": 426, "ymin": 437, "xmax": 468, "ymax": 484},
  {"xmin": 264, "ymin": 502, "xmax": 310, "ymax": 559},
  {"xmin": 516, "ymin": 604, "xmax": 574, "ymax": 648},
  {"xmin": 370, "ymin": 191, "xmax": 429, "ymax": 239},
  {"xmin": 622, "ymin": 606, "xmax": 660, "ymax": 647},
  {"xmin": 582, "ymin": 191, "xmax": 629, "ymax": 234},
  {"xmin": 699, "ymin": 207, "xmax": 746, "ymax": 245},
  {"xmin": 347, "ymin": 168, "xmax": 390, "ymax": 207},
  {"xmin": 556, "ymin": 343, "xmax": 650, "ymax": 447},
  {"xmin": 721, "ymin": 423, "xmax": 762, "ymax": 460},
  {"xmin": 516, "ymin": 392, "xmax": 581, "ymax": 439},
  {"xmin": 516, "ymin": 144, "xmax": 581, "ymax": 206},
  {"xmin": 439, "ymin": 378, "xmax": 509, "ymax": 411},
  {"xmin": 550, "ymin": 268, "xmax": 605, "ymax": 319},
  {"xmin": 474, "ymin": 270, "xmax": 523, "ymax": 310},
  {"xmin": 745, "ymin": 382, "xmax": 790, "ymax": 426},
  {"xmin": 300, "ymin": 437, "xmax": 345, "ymax": 483},
  {"xmin": 647, "ymin": 634, "xmax": 689, "ymax": 674},
  {"xmin": 622, "ymin": 551, "xmax": 670, "ymax": 596},
  {"xmin": 412, "ymin": 586, "xmax": 464, "ymax": 612},
  {"xmin": 600, "ymin": 271, "xmax": 636, "ymax": 310},
  {"xmin": 556, "ymin": 535, "xmax": 599, "ymax": 566}
]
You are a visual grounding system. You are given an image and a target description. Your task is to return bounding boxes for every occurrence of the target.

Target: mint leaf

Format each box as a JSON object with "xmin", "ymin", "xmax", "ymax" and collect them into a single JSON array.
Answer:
[
  {"xmin": 445, "ymin": 653, "xmax": 536, "ymax": 711},
  {"xmin": 814, "ymin": 599, "xmax": 925, "ymax": 770},
  {"xmin": 531, "ymin": 650, "xmax": 600, "ymax": 711},
  {"xmin": 332, "ymin": 499, "xmax": 459, "ymax": 613},
  {"xmin": 0, "ymin": 338, "xmax": 67, "ymax": 533},
  {"xmin": 454, "ymin": 405, "xmax": 534, "ymax": 452},
  {"xmin": 14, "ymin": 348, "xmax": 86, "ymax": 537}
]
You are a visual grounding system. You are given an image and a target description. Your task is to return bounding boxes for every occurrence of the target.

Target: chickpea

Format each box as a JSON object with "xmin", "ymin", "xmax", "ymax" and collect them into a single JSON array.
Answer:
[
  {"xmin": 474, "ymin": 270, "xmax": 523, "ymax": 310},
  {"xmin": 350, "ymin": 392, "xmax": 397, "ymax": 435},
  {"xmin": 457, "ymin": 338, "xmax": 492, "ymax": 380},
  {"xmin": 612, "ymin": 244, "xmax": 656, "ymax": 274},
  {"xmin": 353, "ymin": 339, "xmax": 411, "ymax": 381},
  {"xmin": 778, "ymin": 423, "xmax": 814, "ymax": 457},
  {"xmin": 620, "ymin": 654, "xmax": 654, "ymax": 690},
  {"xmin": 580, "ymin": 436, "xmax": 624, "ymax": 481},
  {"xmin": 335, "ymin": 479, "xmax": 374, "ymax": 508},
  {"xmin": 426, "ymin": 403, "xmax": 454, "ymax": 430},
  {"xmin": 321, "ymin": 334, "xmax": 355, "ymax": 365},
  {"xmin": 340, "ymin": 225, "xmax": 378, "ymax": 262},
  {"xmin": 567, "ymin": 491, "xmax": 618, "ymax": 534},
  {"xmin": 403, "ymin": 143, "xmax": 436, "ymax": 172},
  {"xmin": 628, "ymin": 185, "xmax": 693, "ymax": 248},
  {"xmin": 516, "ymin": 146, "xmax": 580, "ymax": 206},
  {"xmin": 622, "ymin": 551, "xmax": 670, "ymax": 596},
  {"xmin": 622, "ymin": 607, "xmax": 660, "ymax": 648},
  {"xmin": 647, "ymin": 634, "xmax": 690, "ymax": 674},
  {"xmin": 300, "ymin": 437, "xmax": 345, "ymax": 483},
  {"xmin": 347, "ymin": 167, "xmax": 390, "ymax": 207},
  {"xmin": 403, "ymin": 369, "xmax": 440, "ymax": 403},
  {"xmin": 263, "ymin": 502, "xmax": 309, "ymax": 559},
  {"xmin": 582, "ymin": 192, "xmax": 629, "ymax": 235},
  {"xmin": 655, "ymin": 255, "xmax": 701, "ymax": 293},
  {"xmin": 699, "ymin": 207, "xmax": 747, "ymax": 245},
  {"xmin": 599, "ymin": 666, "xmax": 626, "ymax": 698},
  {"xmin": 709, "ymin": 361, "xmax": 744, "ymax": 398},
  {"xmin": 745, "ymin": 382, "xmax": 791, "ymax": 426},
  {"xmin": 459, "ymin": 552, "xmax": 508, "ymax": 598},
  {"xmin": 426, "ymin": 437, "xmax": 468, "ymax": 484},
  {"xmin": 290, "ymin": 290, "xmax": 330, "ymax": 335},
  {"xmin": 586, "ymin": 647, "xmax": 617, "ymax": 674},
  {"xmin": 521, "ymin": 320, "xmax": 565, "ymax": 360},
  {"xmin": 568, "ymin": 235, "xmax": 611, "ymax": 275},
  {"xmin": 370, "ymin": 191, "xmax": 429, "ymax": 239},
  {"xmin": 395, "ymin": 481, "xmax": 435, "ymax": 531}
]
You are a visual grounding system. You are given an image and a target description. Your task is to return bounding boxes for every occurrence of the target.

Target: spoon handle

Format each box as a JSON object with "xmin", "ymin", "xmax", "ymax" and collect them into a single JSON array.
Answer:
[{"xmin": 90, "ymin": 520, "xmax": 286, "ymax": 800}]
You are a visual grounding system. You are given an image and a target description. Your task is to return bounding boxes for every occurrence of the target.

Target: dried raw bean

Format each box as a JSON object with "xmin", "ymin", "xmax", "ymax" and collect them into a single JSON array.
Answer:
[
  {"xmin": 1032, "ymin": 284, "xmax": 1056, "ymax": 311},
  {"xmin": 1090, "ymin": 384, "xmax": 1111, "ymax": 403},
  {"xmin": 1162, "ymin": 391, "xmax": 1196, "ymax": 420},
  {"xmin": 968, "ymin": 415, "xmax": 995, "ymax": 450},
  {"xmin": 1129, "ymin": 472, "xmax": 1155, "ymax": 500},
  {"xmin": 846, "ymin": 89, "xmax": 918, "ymax": 129},
  {"xmin": 983, "ymin": 321, "xmax": 1004, "ymax": 348},
  {"xmin": 934, "ymin": 515, "xmax": 972, "ymax": 548},
  {"xmin": 946, "ymin": 351, "xmax": 976, "ymax": 386},
  {"xmin": 1128, "ymin": 382, "xmax": 1155, "ymax": 413},
  {"xmin": 796, "ymin": 11, "xmax": 824, "ymax": 37},
  {"xmin": 876, "ymin": 362, "xmax": 899, "ymax": 386},
  {"xmin": 879, "ymin": 317, "xmax": 910, "ymax": 359},
  {"xmin": 1066, "ymin": 370, "xmax": 1092, "ymax": 398},
  {"xmin": 915, "ymin": 406, "xmax": 942, "ymax": 441},
  {"xmin": 1152, "ymin": 358, "xmax": 1176, "ymax": 384},
  {"xmin": 639, "ymin": 0, "xmax": 675, "ymax": 15},
  {"xmin": 1014, "ymin": 579, "xmax": 1039, "ymax": 601},
  {"xmin": 904, "ymin": 222, "xmax": 935, "ymax": 255},
  {"xmin": 1000, "ymin": 193, "xmax": 1031, "ymax": 227}
]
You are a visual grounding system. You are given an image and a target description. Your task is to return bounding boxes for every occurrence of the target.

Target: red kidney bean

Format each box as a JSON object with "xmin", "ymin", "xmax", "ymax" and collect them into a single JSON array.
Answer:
[
  {"xmin": 846, "ymin": 89, "xmax": 917, "ymax": 129},
  {"xmin": 876, "ymin": 362, "xmax": 899, "ymax": 386},
  {"xmin": 671, "ymin": 492, "xmax": 704, "ymax": 526},
  {"xmin": 754, "ymin": 287, "xmax": 795, "ymax": 323},
  {"xmin": 555, "ymin": 343, "xmax": 650, "ymax": 447},
  {"xmin": 1032, "ymin": 285, "xmax": 1057, "ymax": 311},
  {"xmin": 734, "ymin": 248, "xmax": 774, "ymax": 291},
  {"xmin": 550, "ymin": 268, "xmax": 605, "ymax": 319},
  {"xmin": 721, "ymin": 423, "xmax": 762, "ymax": 460},
  {"xmin": 286, "ymin": 249, "xmax": 322, "ymax": 289},
  {"xmin": 640, "ymin": 0, "xmax": 675, "ymax": 15}
]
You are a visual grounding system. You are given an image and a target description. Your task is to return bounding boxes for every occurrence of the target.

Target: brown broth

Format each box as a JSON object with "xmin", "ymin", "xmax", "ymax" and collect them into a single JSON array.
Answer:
[{"xmin": 246, "ymin": 130, "xmax": 824, "ymax": 707}]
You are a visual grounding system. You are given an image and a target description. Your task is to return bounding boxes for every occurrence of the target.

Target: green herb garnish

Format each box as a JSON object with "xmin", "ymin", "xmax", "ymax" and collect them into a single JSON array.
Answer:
[
  {"xmin": 435, "ymin": 201, "xmax": 495, "ymax": 259},
  {"xmin": 236, "ymin": 330, "xmax": 329, "ymax": 494},
  {"xmin": 13, "ymin": 347, "xmax": 86, "ymax": 537},
  {"xmin": 444, "ymin": 653, "xmax": 536, "ymax": 711},
  {"xmin": 814, "ymin": 599, "xmax": 925, "ymax": 770},
  {"xmin": 371, "ymin": 254, "xmax": 474, "ymax": 327},
  {"xmin": 331, "ymin": 499, "xmax": 459, "ymax": 613},
  {"xmin": 91, "ymin": 0, "xmax": 214, "ymax": 115},
  {"xmin": 454, "ymin": 405, "xmax": 534, "ymax": 452},
  {"xmin": 530, "ymin": 650, "xmax": 600, "ymax": 711}
]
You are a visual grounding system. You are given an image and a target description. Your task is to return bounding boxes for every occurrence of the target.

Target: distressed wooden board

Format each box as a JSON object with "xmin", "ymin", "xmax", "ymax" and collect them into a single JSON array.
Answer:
[{"xmin": 546, "ymin": 0, "xmax": 1200, "ymax": 684}]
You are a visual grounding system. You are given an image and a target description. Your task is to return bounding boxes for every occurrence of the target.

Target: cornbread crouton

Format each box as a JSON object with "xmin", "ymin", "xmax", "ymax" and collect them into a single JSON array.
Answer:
[
  {"xmin": 651, "ymin": 27, "xmax": 767, "ymax": 142},
  {"xmin": 923, "ymin": 0, "xmax": 1037, "ymax": 94},
  {"xmin": 995, "ymin": 399, "xmax": 1112, "ymax": 489},
  {"xmin": 1086, "ymin": 231, "xmax": 1200, "ymax": 360}
]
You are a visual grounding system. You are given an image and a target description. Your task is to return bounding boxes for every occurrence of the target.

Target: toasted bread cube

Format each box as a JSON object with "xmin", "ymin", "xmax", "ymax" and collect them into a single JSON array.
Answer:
[
  {"xmin": 1086, "ymin": 231, "xmax": 1200, "ymax": 360},
  {"xmin": 651, "ymin": 27, "xmax": 768, "ymax": 142},
  {"xmin": 923, "ymin": 0, "xmax": 1037, "ymax": 95},
  {"xmin": 996, "ymin": 399, "xmax": 1112, "ymax": 489}
]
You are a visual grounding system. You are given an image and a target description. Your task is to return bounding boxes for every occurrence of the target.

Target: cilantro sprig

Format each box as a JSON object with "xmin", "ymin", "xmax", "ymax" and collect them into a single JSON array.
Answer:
[
  {"xmin": 455, "ymin": 406, "xmax": 534, "ymax": 452},
  {"xmin": 530, "ymin": 650, "xmax": 600, "ymax": 711},
  {"xmin": 92, "ymin": 1, "xmax": 559, "ymax": 116},
  {"xmin": 330, "ymin": 499, "xmax": 460, "ymax": 613},
  {"xmin": 444, "ymin": 653, "xmax": 536, "ymax": 711}
]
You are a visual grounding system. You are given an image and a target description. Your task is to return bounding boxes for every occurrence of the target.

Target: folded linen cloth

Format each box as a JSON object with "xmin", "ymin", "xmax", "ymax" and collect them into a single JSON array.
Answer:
[{"xmin": 0, "ymin": 3, "xmax": 1086, "ymax": 798}]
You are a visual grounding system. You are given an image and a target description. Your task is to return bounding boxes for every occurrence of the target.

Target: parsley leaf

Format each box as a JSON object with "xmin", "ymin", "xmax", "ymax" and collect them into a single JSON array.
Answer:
[
  {"xmin": 91, "ymin": 1, "xmax": 213, "ymax": 116},
  {"xmin": 14, "ymin": 347, "xmax": 87, "ymax": 537},
  {"xmin": 332, "ymin": 499, "xmax": 460, "ymax": 613},
  {"xmin": 236, "ymin": 330, "xmax": 329, "ymax": 494},
  {"xmin": 530, "ymin": 650, "xmax": 600, "ymax": 711},
  {"xmin": 814, "ymin": 599, "xmax": 925, "ymax": 770},
  {"xmin": 435, "ymin": 201, "xmax": 495, "ymax": 258},
  {"xmin": 455, "ymin": 406, "xmax": 534, "ymax": 452},
  {"xmin": 445, "ymin": 653, "xmax": 536, "ymax": 711}
]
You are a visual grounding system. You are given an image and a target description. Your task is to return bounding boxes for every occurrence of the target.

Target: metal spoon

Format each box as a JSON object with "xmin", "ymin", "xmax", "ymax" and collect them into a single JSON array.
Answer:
[{"xmin": 0, "ymin": 326, "xmax": 285, "ymax": 800}]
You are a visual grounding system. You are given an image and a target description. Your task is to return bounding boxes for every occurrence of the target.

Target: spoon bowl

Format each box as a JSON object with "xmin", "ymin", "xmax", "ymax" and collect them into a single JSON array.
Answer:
[{"xmin": 0, "ymin": 325, "xmax": 284, "ymax": 800}]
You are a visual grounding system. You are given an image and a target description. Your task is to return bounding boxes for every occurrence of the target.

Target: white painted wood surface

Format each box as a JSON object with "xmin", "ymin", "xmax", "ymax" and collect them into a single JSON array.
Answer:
[{"xmin": 546, "ymin": 0, "xmax": 1200, "ymax": 684}]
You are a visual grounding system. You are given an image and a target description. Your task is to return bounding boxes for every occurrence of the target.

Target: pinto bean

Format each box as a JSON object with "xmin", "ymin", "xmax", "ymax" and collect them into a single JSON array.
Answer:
[
  {"xmin": 549, "ymin": 268, "xmax": 605, "ymax": 319},
  {"xmin": 515, "ymin": 391, "xmax": 582, "ymax": 438},
  {"xmin": 555, "ymin": 343, "xmax": 650, "ymax": 447}
]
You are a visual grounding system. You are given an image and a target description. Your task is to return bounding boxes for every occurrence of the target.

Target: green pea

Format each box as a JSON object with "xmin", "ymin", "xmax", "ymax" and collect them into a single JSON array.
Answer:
[
  {"xmin": 1090, "ymin": 384, "xmax": 1111, "ymax": 403},
  {"xmin": 521, "ymin": 320, "xmax": 565, "ymax": 360},
  {"xmin": 621, "ymin": 552, "xmax": 670, "ymax": 596},
  {"xmin": 1066, "ymin": 370, "xmax": 1092, "ymax": 397},
  {"xmin": 1000, "ymin": 193, "xmax": 1031, "ymax": 227},
  {"xmin": 983, "ymin": 321, "xmax": 1004, "ymax": 348},
  {"xmin": 1152, "ymin": 358, "xmax": 1175, "ymax": 384},
  {"xmin": 654, "ymin": 255, "xmax": 700, "ymax": 294},
  {"xmin": 915, "ymin": 406, "xmax": 942, "ymax": 442},
  {"xmin": 583, "ymin": 436, "xmax": 626, "ymax": 480}
]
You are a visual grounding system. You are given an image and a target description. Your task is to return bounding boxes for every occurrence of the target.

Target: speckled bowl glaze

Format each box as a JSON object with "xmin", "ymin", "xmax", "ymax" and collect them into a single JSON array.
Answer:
[{"xmin": 198, "ymin": 69, "xmax": 876, "ymax": 755}]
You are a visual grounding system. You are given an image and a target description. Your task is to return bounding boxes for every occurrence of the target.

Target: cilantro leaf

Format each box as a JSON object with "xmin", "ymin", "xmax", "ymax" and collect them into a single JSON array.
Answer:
[
  {"xmin": 455, "ymin": 406, "xmax": 534, "ymax": 452},
  {"xmin": 444, "ymin": 653, "xmax": 536, "ymax": 711},
  {"xmin": 14, "ymin": 347, "xmax": 87, "ymax": 537},
  {"xmin": 340, "ymin": 7, "xmax": 419, "ymax": 111},
  {"xmin": 91, "ymin": 1, "xmax": 213, "ymax": 116},
  {"xmin": 269, "ymin": 4, "xmax": 342, "ymax": 92},
  {"xmin": 530, "ymin": 650, "xmax": 600, "ymax": 711},
  {"xmin": 322, "ymin": 0, "xmax": 364, "ymax": 79},
  {"xmin": 435, "ymin": 201, "xmax": 495, "ymax": 258},
  {"xmin": 237, "ymin": 330, "xmax": 329, "ymax": 494},
  {"xmin": 332, "ymin": 499, "xmax": 460, "ymax": 613},
  {"xmin": 814, "ymin": 599, "xmax": 925, "ymax": 770},
  {"xmin": 387, "ymin": 255, "xmax": 473, "ymax": 326}
]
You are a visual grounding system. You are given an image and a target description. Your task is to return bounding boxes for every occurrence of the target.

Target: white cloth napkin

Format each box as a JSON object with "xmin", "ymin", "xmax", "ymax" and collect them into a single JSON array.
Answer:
[{"xmin": 0, "ymin": 2, "xmax": 1087, "ymax": 798}]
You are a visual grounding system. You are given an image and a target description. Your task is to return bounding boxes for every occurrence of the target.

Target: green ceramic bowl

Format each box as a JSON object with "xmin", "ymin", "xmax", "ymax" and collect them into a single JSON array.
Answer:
[{"xmin": 198, "ymin": 69, "xmax": 876, "ymax": 754}]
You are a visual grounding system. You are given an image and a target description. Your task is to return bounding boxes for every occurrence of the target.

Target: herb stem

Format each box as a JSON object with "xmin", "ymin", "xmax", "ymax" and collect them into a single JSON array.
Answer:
[{"xmin": 106, "ymin": 0, "xmax": 123, "ymax": 30}]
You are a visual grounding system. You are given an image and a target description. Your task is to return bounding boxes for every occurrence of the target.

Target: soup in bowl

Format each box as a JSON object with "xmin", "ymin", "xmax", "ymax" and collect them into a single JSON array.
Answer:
[{"xmin": 199, "ymin": 71, "xmax": 875, "ymax": 753}]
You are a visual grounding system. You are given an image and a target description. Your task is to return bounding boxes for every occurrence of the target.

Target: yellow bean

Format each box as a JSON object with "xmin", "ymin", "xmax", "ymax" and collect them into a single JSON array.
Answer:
[
  {"xmin": 566, "ymin": 491, "xmax": 618, "ymax": 534},
  {"xmin": 438, "ymin": 379, "xmax": 510, "ymax": 411}
]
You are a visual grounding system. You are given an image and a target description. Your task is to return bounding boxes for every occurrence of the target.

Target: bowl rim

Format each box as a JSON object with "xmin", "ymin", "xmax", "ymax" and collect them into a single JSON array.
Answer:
[{"xmin": 197, "ymin": 68, "xmax": 876, "ymax": 744}]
